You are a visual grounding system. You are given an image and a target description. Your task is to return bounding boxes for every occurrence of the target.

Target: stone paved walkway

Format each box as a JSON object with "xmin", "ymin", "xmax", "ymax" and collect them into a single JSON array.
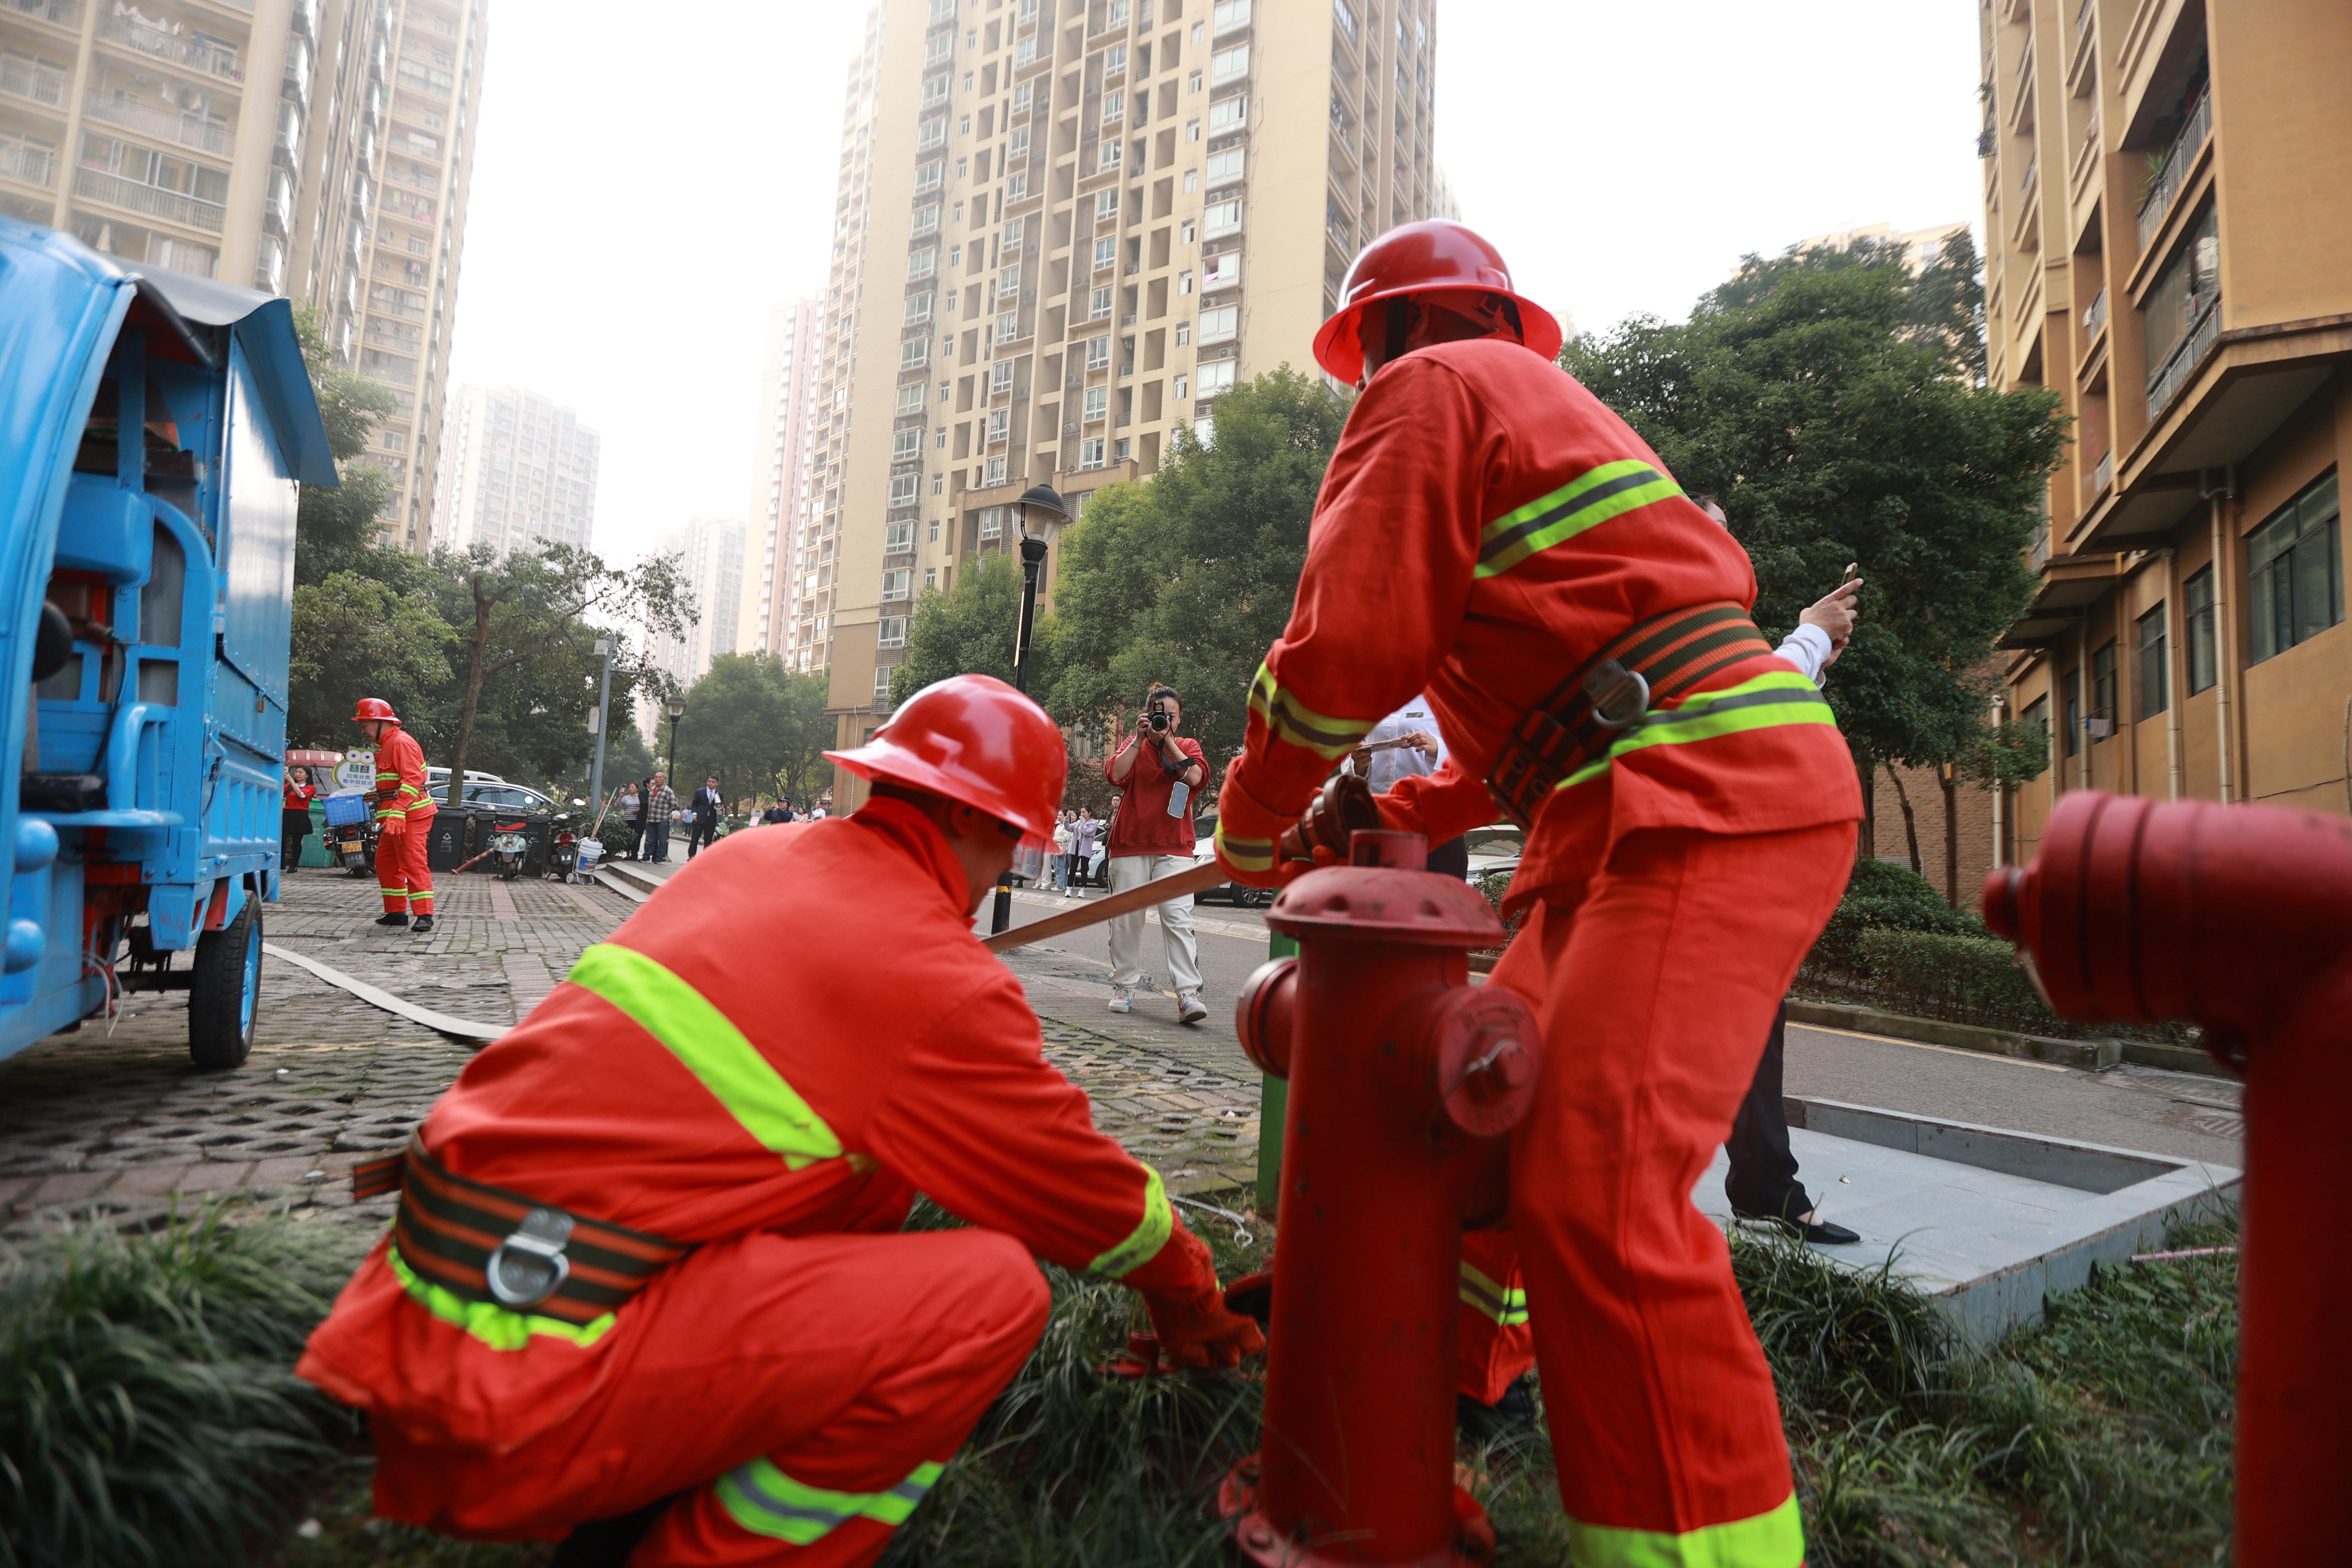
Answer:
[{"xmin": 0, "ymin": 857, "xmax": 1264, "ymax": 1234}]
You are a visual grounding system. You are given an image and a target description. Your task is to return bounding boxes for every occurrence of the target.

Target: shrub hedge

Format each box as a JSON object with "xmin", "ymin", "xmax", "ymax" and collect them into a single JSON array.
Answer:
[{"xmin": 1851, "ymin": 928, "xmax": 2058, "ymax": 1035}]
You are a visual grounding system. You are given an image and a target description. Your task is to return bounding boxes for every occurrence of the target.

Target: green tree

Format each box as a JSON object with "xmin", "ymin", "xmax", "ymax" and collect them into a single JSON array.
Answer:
[
  {"xmin": 1562, "ymin": 246, "xmax": 2065, "ymax": 860},
  {"xmin": 427, "ymin": 543, "xmax": 693, "ymax": 808},
  {"xmin": 288, "ymin": 306, "xmax": 398, "ymax": 588},
  {"xmin": 287, "ymin": 568, "xmax": 452, "ymax": 748},
  {"xmin": 1043, "ymin": 367, "xmax": 1352, "ymax": 765},
  {"xmin": 673, "ymin": 654, "xmax": 832, "ymax": 806}
]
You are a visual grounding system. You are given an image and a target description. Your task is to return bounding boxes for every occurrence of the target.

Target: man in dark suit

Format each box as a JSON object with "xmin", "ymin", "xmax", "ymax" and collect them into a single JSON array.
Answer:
[{"xmin": 686, "ymin": 775, "xmax": 725, "ymax": 860}]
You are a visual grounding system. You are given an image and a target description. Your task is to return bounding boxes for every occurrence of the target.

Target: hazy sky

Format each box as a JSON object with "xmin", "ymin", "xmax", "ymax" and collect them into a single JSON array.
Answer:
[{"xmin": 446, "ymin": 0, "xmax": 1985, "ymax": 569}]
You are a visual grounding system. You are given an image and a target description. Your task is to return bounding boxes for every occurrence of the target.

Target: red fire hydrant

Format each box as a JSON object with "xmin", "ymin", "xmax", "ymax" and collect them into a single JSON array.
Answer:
[
  {"xmin": 1982, "ymin": 791, "xmax": 2352, "ymax": 1568},
  {"xmin": 1223, "ymin": 830, "xmax": 1539, "ymax": 1567}
]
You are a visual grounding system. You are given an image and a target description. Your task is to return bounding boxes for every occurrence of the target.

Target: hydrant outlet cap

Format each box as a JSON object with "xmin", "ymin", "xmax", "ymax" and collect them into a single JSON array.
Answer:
[{"xmin": 1267, "ymin": 867, "xmax": 1506, "ymax": 946}]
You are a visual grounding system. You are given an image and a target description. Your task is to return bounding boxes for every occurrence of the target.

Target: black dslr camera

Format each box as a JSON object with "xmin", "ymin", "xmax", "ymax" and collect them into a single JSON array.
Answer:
[{"xmin": 1148, "ymin": 699, "xmax": 1172, "ymax": 732}]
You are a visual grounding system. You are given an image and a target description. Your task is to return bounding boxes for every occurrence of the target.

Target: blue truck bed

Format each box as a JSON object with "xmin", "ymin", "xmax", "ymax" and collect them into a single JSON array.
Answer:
[{"xmin": 0, "ymin": 217, "xmax": 337, "ymax": 1068}]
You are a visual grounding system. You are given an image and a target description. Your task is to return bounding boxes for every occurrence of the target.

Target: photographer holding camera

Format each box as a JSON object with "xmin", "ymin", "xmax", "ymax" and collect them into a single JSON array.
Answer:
[{"xmin": 1102, "ymin": 684, "xmax": 1209, "ymax": 1023}]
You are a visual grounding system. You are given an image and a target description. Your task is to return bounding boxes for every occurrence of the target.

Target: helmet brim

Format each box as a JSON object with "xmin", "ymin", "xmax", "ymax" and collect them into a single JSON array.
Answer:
[
  {"xmin": 823, "ymin": 745, "xmax": 1053, "ymax": 842},
  {"xmin": 1312, "ymin": 286, "xmax": 1565, "ymax": 383}
]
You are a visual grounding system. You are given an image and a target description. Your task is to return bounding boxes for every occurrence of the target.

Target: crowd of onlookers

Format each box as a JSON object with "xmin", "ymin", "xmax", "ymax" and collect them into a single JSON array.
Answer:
[{"xmin": 606, "ymin": 772, "xmax": 833, "ymax": 864}]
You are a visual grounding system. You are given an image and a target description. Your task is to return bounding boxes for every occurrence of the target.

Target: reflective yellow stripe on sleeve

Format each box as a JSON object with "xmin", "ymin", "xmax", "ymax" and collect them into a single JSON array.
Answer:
[
  {"xmin": 1247, "ymin": 661, "xmax": 1379, "ymax": 761},
  {"xmin": 1087, "ymin": 1163, "xmax": 1173, "ymax": 1279},
  {"xmin": 716, "ymin": 1457, "xmax": 945, "ymax": 1545},
  {"xmin": 1477, "ymin": 460, "xmax": 1685, "ymax": 579},
  {"xmin": 566, "ymin": 943, "xmax": 845, "ymax": 1170},
  {"xmin": 1213, "ymin": 817, "xmax": 1275, "ymax": 875},
  {"xmin": 1566, "ymin": 1494, "xmax": 1804, "ymax": 1568}
]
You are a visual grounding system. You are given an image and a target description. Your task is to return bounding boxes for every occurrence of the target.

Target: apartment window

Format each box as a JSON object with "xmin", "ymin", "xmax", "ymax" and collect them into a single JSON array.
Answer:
[
  {"xmin": 949, "ymin": 245, "xmax": 962, "ymax": 265},
  {"xmin": 1002, "ymin": 215, "xmax": 1026, "ymax": 247},
  {"xmin": 1215, "ymin": 0, "xmax": 1252, "ymax": 31},
  {"xmin": 2184, "ymin": 566, "xmax": 2216, "ymax": 694},
  {"xmin": 1173, "ymin": 372, "xmax": 1188, "ymax": 397},
  {"xmin": 2090, "ymin": 641, "xmax": 2117, "ymax": 736},
  {"xmin": 940, "ymin": 381, "xmax": 952, "ymax": 403},
  {"xmin": 1099, "ymin": 140, "xmax": 1122, "ymax": 171},
  {"xmin": 1198, "ymin": 306, "xmax": 1237, "ymax": 343},
  {"xmin": 889, "ymin": 474, "xmax": 920, "ymax": 506},
  {"xmin": 931, "ymin": 473, "xmax": 945, "ymax": 495},
  {"xmin": 1091, "ymin": 285, "xmax": 1114, "ymax": 319},
  {"xmin": 956, "ymin": 157, "xmax": 968, "ymax": 178},
  {"xmin": 918, "ymin": 116, "xmax": 947, "ymax": 151},
  {"xmin": 937, "ymin": 429, "xmax": 949, "ymax": 448},
  {"xmin": 1084, "ymin": 386, "xmax": 1108, "ymax": 420},
  {"xmin": 1196, "ymin": 359, "xmax": 1237, "ymax": 398},
  {"xmin": 1103, "ymin": 91, "xmax": 1124, "ymax": 125},
  {"xmin": 2134, "ymin": 603, "xmax": 2169, "ymax": 720},
  {"xmin": 1204, "ymin": 199, "xmax": 1241, "ymax": 237},
  {"xmin": 878, "ymin": 617, "xmax": 908, "ymax": 649},
  {"xmin": 980, "ymin": 506, "xmax": 1003, "ymax": 539},
  {"xmin": 1209, "ymin": 96, "xmax": 1246, "ymax": 132},
  {"xmin": 1331, "ymin": 0, "xmax": 1357, "ymax": 43},
  {"xmin": 1088, "ymin": 237, "xmax": 1114, "ymax": 272},
  {"xmin": 1014, "ymin": 80, "xmax": 1034, "ymax": 110},
  {"xmin": 2062, "ymin": 669, "xmax": 2081, "ymax": 757},
  {"xmin": 1107, "ymin": 0, "xmax": 1129, "ymax": 24},
  {"xmin": 1206, "ymin": 148, "xmax": 1245, "ymax": 184},
  {"xmin": 998, "ymin": 263, "xmax": 1022, "ymax": 296},
  {"xmin": 908, "ymin": 247, "xmax": 938, "ymax": 279},
  {"xmin": 986, "ymin": 455, "xmax": 1007, "ymax": 484},
  {"xmin": 925, "ymin": 566, "xmax": 939, "ymax": 588},
  {"xmin": 912, "ymin": 203, "xmax": 940, "ymax": 236},
  {"xmin": 897, "ymin": 385, "xmax": 925, "ymax": 414},
  {"xmin": 1175, "ymin": 322, "xmax": 1191, "ymax": 346},
  {"xmin": 1095, "ymin": 189, "xmax": 1120, "ymax": 220},
  {"xmin": 882, "ymin": 570, "xmax": 913, "ymax": 600},
  {"xmin": 1010, "ymin": 126, "xmax": 1030, "ymax": 157},
  {"xmin": 2247, "ymin": 471, "xmax": 2342, "ymax": 663},
  {"xmin": 882, "ymin": 519, "xmax": 916, "ymax": 552},
  {"xmin": 997, "ymin": 312, "xmax": 1018, "ymax": 343},
  {"xmin": 892, "ymin": 429, "xmax": 922, "ymax": 460},
  {"xmin": 900, "ymin": 338, "xmax": 931, "ymax": 368},
  {"xmin": 903, "ymin": 292, "xmax": 934, "ymax": 325},
  {"xmin": 987, "ymin": 408, "xmax": 1010, "ymax": 441},
  {"xmin": 1106, "ymin": 43, "xmax": 1127, "ymax": 74},
  {"xmin": 1015, "ymin": 34, "xmax": 1036, "ymax": 65},
  {"xmin": 1203, "ymin": 251, "xmax": 1241, "ymax": 287},
  {"xmin": 1189, "ymin": 70, "xmax": 1203, "ymax": 92},
  {"xmin": 1178, "ymin": 270, "xmax": 1194, "ymax": 294},
  {"xmin": 922, "ymin": 75, "xmax": 949, "ymax": 106},
  {"xmin": 1081, "ymin": 437, "xmax": 1106, "ymax": 468}
]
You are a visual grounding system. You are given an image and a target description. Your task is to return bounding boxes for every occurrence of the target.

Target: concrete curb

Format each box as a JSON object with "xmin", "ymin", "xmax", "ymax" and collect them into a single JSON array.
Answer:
[{"xmin": 1783, "ymin": 998, "xmax": 2230, "ymax": 1077}]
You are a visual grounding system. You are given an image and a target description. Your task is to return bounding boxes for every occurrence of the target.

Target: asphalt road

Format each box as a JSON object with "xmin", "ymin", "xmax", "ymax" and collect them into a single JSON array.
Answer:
[{"xmin": 986, "ymin": 885, "xmax": 2245, "ymax": 1176}]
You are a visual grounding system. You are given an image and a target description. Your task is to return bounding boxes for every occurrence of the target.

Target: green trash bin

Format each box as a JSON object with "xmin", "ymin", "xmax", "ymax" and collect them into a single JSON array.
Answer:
[{"xmin": 299, "ymin": 800, "xmax": 335, "ymax": 867}]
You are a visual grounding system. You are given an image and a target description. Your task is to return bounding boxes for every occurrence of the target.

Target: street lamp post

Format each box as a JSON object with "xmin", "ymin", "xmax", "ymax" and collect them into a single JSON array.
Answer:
[
  {"xmin": 590, "ymin": 637, "xmax": 651, "ymax": 825},
  {"xmin": 664, "ymin": 694, "xmax": 687, "ymax": 776},
  {"xmin": 992, "ymin": 481, "xmax": 1069, "ymax": 935}
]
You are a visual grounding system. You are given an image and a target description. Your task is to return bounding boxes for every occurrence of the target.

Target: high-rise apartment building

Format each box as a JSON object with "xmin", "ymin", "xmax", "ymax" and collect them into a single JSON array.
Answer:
[
  {"xmin": 0, "ymin": 0, "xmax": 486, "ymax": 552},
  {"xmin": 642, "ymin": 516, "xmax": 747, "ymax": 713},
  {"xmin": 807, "ymin": 0, "xmax": 1443, "ymax": 804},
  {"xmin": 741, "ymin": 297, "xmax": 824, "ymax": 665},
  {"xmin": 1981, "ymin": 0, "xmax": 2352, "ymax": 864},
  {"xmin": 434, "ymin": 384, "xmax": 600, "ymax": 557}
]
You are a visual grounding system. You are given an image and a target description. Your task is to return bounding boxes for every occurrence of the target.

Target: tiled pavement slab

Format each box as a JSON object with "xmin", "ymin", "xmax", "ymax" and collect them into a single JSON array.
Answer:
[{"xmin": 1, "ymin": 860, "xmax": 1263, "ymax": 1234}]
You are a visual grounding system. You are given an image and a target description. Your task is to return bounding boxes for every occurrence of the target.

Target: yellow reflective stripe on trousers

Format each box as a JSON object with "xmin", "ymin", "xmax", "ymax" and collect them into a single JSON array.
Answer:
[
  {"xmin": 1567, "ymin": 1494, "xmax": 1804, "ymax": 1568},
  {"xmin": 1558, "ymin": 672, "xmax": 1836, "ymax": 791},
  {"xmin": 1459, "ymin": 1259, "xmax": 1528, "ymax": 1327},
  {"xmin": 1214, "ymin": 817, "xmax": 1275, "ymax": 874},
  {"xmin": 1087, "ymin": 1163, "xmax": 1173, "ymax": 1278},
  {"xmin": 716, "ymin": 1456, "xmax": 946, "ymax": 1545},
  {"xmin": 1247, "ymin": 661, "xmax": 1378, "ymax": 761},
  {"xmin": 567, "ymin": 943, "xmax": 845, "ymax": 1170},
  {"xmin": 1477, "ymin": 460, "xmax": 1684, "ymax": 579},
  {"xmin": 387, "ymin": 1241, "xmax": 617, "ymax": 1351}
]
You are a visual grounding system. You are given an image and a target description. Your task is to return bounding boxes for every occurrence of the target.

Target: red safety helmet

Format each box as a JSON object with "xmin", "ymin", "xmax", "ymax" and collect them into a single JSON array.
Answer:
[
  {"xmin": 1311, "ymin": 219, "xmax": 1564, "ymax": 384},
  {"xmin": 826, "ymin": 674, "xmax": 1066, "ymax": 842},
  {"xmin": 352, "ymin": 697, "xmax": 398, "ymax": 724}
]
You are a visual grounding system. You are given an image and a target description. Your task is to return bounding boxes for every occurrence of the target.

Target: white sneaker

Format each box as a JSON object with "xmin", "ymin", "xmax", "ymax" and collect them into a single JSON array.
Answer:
[
  {"xmin": 1108, "ymin": 987, "xmax": 1133, "ymax": 1014},
  {"xmin": 1178, "ymin": 991, "xmax": 1208, "ymax": 1026}
]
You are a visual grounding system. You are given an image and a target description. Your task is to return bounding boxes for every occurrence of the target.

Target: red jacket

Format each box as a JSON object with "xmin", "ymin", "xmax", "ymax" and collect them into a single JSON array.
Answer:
[
  {"xmin": 298, "ymin": 797, "xmax": 1219, "ymax": 1451},
  {"xmin": 1215, "ymin": 339, "xmax": 1859, "ymax": 900},
  {"xmin": 371, "ymin": 723, "xmax": 436, "ymax": 824}
]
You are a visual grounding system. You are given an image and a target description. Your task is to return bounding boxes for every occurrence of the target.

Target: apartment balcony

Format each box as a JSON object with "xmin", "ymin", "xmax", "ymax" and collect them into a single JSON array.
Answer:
[
  {"xmin": 2081, "ymin": 284, "xmax": 2107, "ymax": 342},
  {"xmin": 2135, "ymin": 89, "xmax": 2210, "ymax": 254},
  {"xmin": 2144, "ymin": 297, "xmax": 2219, "ymax": 422},
  {"xmin": 84, "ymin": 91, "xmax": 236, "ymax": 155},
  {"xmin": 74, "ymin": 167, "xmax": 225, "ymax": 233},
  {"xmin": 0, "ymin": 52, "xmax": 69, "ymax": 113},
  {"xmin": 97, "ymin": 14, "xmax": 246, "ymax": 83},
  {"xmin": 6, "ymin": 0, "xmax": 82, "ymax": 32},
  {"xmin": 2092, "ymin": 448, "xmax": 2113, "ymax": 496},
  {"xmin": 0, "ymin": 133, "xmax": 54, "ymax": 188}
]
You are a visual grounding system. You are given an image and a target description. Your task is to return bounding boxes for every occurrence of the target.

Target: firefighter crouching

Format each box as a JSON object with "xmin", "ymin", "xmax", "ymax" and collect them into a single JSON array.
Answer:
[
  {"xmin": 1214, "ymin": 220, "xmax": 1860, "ymax": 1568},
  {"xmin": 297, "ymin": 674, "xmax": 1262, "ymax": 1567},
  {"xmin": 354, "ymin": 697, "xmax": 438, "ymax": 934}
]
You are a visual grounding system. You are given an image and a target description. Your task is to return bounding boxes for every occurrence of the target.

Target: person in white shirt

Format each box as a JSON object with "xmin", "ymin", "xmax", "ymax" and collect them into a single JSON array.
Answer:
[
  {"xmin": 1050, "ymin": 812, "xmax": 1076, "ymax": 894},
  {"xmin": 1350, "ymin": 697, "xmax": 1467, "ymax": 877}
]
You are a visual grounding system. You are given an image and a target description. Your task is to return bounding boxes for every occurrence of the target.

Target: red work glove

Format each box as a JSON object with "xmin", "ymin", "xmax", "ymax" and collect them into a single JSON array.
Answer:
[
  {"xmin": 1144, "ymin": 1286, "xmax": 1267, "ymax": 1370},
  {"xmin": 377, "ymin": 817, "xmax": 405, "ymax": 836}
]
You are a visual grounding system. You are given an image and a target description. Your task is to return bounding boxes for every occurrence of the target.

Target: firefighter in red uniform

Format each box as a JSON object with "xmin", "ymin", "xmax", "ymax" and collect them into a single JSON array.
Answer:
[
  {"xmin": 355, "ymin": 697, "xmax": 438, "ymax": 934},
  {"xmin": 1214, "ymin": 221, "xmax": 1860, "ymax": 1567},
  {"xmin": 299, "ymin": 674, "xmax": 1264, "ymax": 1567}
]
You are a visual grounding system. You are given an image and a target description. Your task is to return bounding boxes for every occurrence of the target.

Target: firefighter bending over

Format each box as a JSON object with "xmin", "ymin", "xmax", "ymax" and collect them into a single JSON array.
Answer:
[
  {"xmin": 299, "ymin": 675, "xmax": 1263, "ymax": 1567},
  {"xmin": 1214, "ymin": 220, "xmax": 1860, "ymax": 1568},
  {"xmin": 355, "ymin": 697, "xmax": 436, "ymax": 934}
]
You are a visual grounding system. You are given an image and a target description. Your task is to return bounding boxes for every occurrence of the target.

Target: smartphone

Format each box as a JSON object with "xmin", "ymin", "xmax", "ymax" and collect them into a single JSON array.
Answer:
[{"xmin": 1842, "ymin": 561, "xmax": 1859, "ymax": 584}]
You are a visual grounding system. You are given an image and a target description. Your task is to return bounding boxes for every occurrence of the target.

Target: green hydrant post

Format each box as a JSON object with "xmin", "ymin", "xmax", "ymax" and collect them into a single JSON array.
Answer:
[{"xmin": 1255, "ymin": 930, "xmax": 1297, "ymax": 1215}]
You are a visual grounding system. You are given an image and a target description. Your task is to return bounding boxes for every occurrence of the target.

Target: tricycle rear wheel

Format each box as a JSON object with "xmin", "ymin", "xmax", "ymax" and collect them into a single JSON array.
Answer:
[{"xmin": 188, "ymin": 900, "xmax": 261, "ymax": 1070}]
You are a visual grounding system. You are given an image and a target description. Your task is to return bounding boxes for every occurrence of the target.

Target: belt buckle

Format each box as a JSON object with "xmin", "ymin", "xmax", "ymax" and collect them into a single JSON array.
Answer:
[
  {"xmin": 485, "ymin": 1207, "xmax": 574, "ymax": 1309},
  {"xmin": 1581, "ymin": 659, "xmax": 1651, "ymax": 731}
]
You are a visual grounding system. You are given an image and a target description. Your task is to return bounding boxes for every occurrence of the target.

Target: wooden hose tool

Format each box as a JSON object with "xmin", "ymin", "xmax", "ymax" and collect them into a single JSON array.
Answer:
[{"xmin": 979, "ymin": 775, "xmax": 1380, "ymax": 953}]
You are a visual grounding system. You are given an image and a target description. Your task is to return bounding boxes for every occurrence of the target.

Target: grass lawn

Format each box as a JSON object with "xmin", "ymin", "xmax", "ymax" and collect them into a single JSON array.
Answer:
[{"xmin": 3, "ymin": 1200, "xmax": 2236, "ymax": 1568}]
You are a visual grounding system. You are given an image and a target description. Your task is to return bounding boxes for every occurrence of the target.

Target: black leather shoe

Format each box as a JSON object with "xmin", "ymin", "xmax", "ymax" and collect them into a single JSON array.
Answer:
[
  {"xmin": 374, "ymin": 912, "xmax": 409, "ymax": 928},
  {"xmin": 1737, "ymin": 1207, "xmax": 1861, "ymax": 1246},
  {"xmin": 1458, "ymin": 1373, "xmax": 1539, "ymax": 1442},
  {"xmin": 409, "ymin": 916, "xmax": 435, "ymax": 934}
]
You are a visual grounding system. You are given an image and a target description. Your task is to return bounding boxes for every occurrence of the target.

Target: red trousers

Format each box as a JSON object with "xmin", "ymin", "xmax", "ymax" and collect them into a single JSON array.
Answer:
[
  {"xmin": 1485, "ymin": 821, "xmax": 1852, "ymax": 1560},
  {"xmin": 378, "ymin": 816, "xmax": 434, "ymax": 916},
  {"xmin": 370, "ymin": 1226, "xmax": 1049, "ymax": 1566}
]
